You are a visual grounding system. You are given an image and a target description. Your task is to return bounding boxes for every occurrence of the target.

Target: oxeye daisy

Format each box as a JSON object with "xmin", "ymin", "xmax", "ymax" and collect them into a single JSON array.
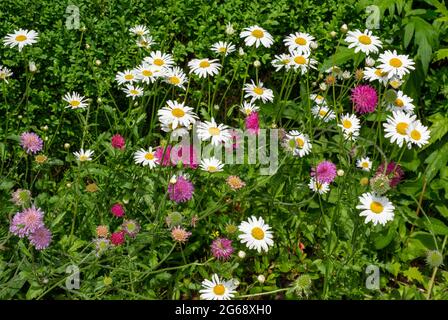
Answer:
[
  {"xmin": 308, "ymin": 177, "xmax": 330, "ymax": 194},
  {"xmin": 356, "ymin": 157, "xmax": 372, "ymax": 171},
  {"xmin": 73, "ymin": 148, "xmax": 94, "ymax": 162},
  {"xmin": 386, "ymin": 90, "xmax": 415, "ymax": 113},
  {"xmin": 240, "ymin": 101, "xmax": 259, "ymax": 116},
  {"xmin": 163, "ymin": 66, "xmax": 187, "ymax": 89},
  {"xmin": 157, "ymin": 100, "xmax": 197, "ymax": 129},
  {"xmin": 188, "ymin": 58, "xmax": 221, "ymax": 78},
  {"xmin": 383, "ymin": 111, "xmax": 417, "ymax": 147},
  {"xmin": 211, "ymin": 41, "xmax": 236, "ymax": 56},
  {"xmin": 20, "ymin": 132, "xmax": 43, "ymax": 154},
  {"xmin": 283, "ymin": 32, "xmax": 314, "ymax": 54},
  {"xmin": 199, "ymin": 274, "xmax": 237, "ymax": 300},
  {"xmin": 3, "ymin": 29, "xmax": 38, "ymax": 52},
  {"xmin": 286, "ymin": 130, "xmax": 312, "ymax": 157},
  {"xmin": 63, "ymin": 92, "xmax": 88, "ymax": 109},
  {"xmin": 338, "ymin": 113, "xmax": 361, "ymax": 141},
  {"xmin": 311, "ymin": 105, "xmax": 336, "ymax": 122},
  {"xmin": 363, "ymin": 67, "xmax": 389, "ymax": 86},
  {"xmin": 345, "ymin": 29, "xmax": 382, "ymax": 55},
  {"xmin": 290, "ymin": 51, "xmax": 317, "ymax": 74},
  {"xmin": 161, "ymin": 123, "xmax": 190, "ymax": 138},
  {"xmin": 243, "ymin": 80, "xmax": 274, "ymax": 104},
  {"xmin": 136, "ymin": 35, "xmax": 155, "ymax": 49},
  {"xmin": 200, "ymin": 157, "xmax": 224, "ymax": 173},
  {"xmin": 123, "ymin": 84, "xmax": 144, "ymax": 100},
  {"xmin": 406, "ymin": 120, "xmax": 430, "ymax": 148},
  {"xmin": 238, "ymin": 216, "xmax": 274, "ymax": 253},
  {"xmin": 271, "ymin": 53, "xmax": 292, "ymax": 72},
  {"xmin": 356, "ymin": 192, "xmax": 395, "ymax": 226},
  {"xmin": 378, "ymin": 50, "xmax": 415, "ymax": 79},
  {"xmin": 133, "ymin": 147, "xmax": 158, "ymax": 168},
  {"xmin": 240, "ymin": 25, "xmax": 273, "ymax": 48},
  {"xmin": 129, "ymin": 25, "xmax": 150, "ymax": 36},
  {"xmin": 0, "ymin": 65, "xmax": 13, "ymax": 83},
  {"xmin": 115, "ymin": 69, "xmax": 137, "ymax": 85},
  {"xmin": 197, "ymin": 118, "xmax": 231, "ymax": 146},
  {"xmin": 310, "ymin": 94, "xmax": 326, "ymax": 106},
  {"xmin": 143, "ymin": 50, "xmax": 174, "ymax": 69},
  {"xmin": 135, "ymin": 63, "xmax": 163, "ymax": 84}
]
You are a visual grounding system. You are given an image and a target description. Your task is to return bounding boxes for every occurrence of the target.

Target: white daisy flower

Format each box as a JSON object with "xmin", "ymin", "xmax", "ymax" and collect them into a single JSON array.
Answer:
[
  {"xmin": 143, "ymin": 51, "xmax": 174, "ymax": 69},
  {"xmin": 290, "ymin": 51, "xmax": 317, "ymax": 74},
  {"xmin": 383, "ymin": 111, "xmax": 417, "ymax": 147},
  {"xmin": 188, "ymin": 58, "xmax": 221, "ymax": 78},
  {"xmin": 240, "ymin": 25, "xmax": 274, "ymax": 48},
  {"xmin": 310, "ymin": 94, "xmax": 327, "ymax": 106},
  {"xmin": 240, "ymin": 101, "xmax": 260, "ymax": 116},
  {"xmin": 0, "ymin": 65, "xmax": 13, "ymax": 83},
  {"xmin": 129, "ymin": 25, "xmax": 150, "ymax": 36},
  {"xmin": 356, "ymin": 157, "xmax": 372, "ymax": 171},
  {"xmin": 133, "ymin": 147, "xmax": 158, "ymax": 168},
  {"xmin": 157, "ymin": 100, "xmax": 197, "ymax": 129},
  {"xmin": 363, "ymin": 67, "xmax": 389, "ymax": 86},
  {"xmin": 123, "ymin": 84, "xmax": 144, "ymax": 100},
  {"xmin": 286, "ymin": 130, "xmax": 312, "ymax": 157},
  {"xmin": 356, "ymin": 192, "xmax": 395, "ymax": 226},
  {"xmin": 386, "ymin": 90, "xmax": 415, "ymax": 113},
  {"xmin": 238, "ymin": 216, "xmax": 274, "ymax": 253},
  {"xmin": 308, "ymin": 177, "xmax": 330, "ymax": 194},
  {"xmin": 311, "ymin": 105, "xmax": 336, "ymax": 122},
  {"xmin": 135, "ymin": 63, "xmax": 163, "ymax": 84},
  {"xmin": 200, "ymin": 157, "xmax": 224, "ymax": 173},
  {"xmin": 115, "ymin": 69, "xmax": 138, "ymax": 85},
  {"xmin": 378, "ymin": 50, "xmax": 415, "ymax": 79},
  {"xmin": 211, "ymin": 41, "xmax": 236, "ymax": 56},
  {"xmin": 283, "ymin": 32, "xmax": 314, "ymax": 54},
  {"xmin": 163, "ymin": 66, "xmax": 187, "ymax": 89},
  {"xmin": 197, "ymin": 118, "xmax": 231, "ymax": 146},
  {"xmin": 271, "ymin": 53, "xmax": 293, "ymax": 72},
  {"xmin": 63, "ymin": 92, "xmax": 88, "ymax": 110},
  {"xmin": 406, "ymin": 120, "xmax": 430, "ymax": 148},
  {"xmin": 136, "ymin": 35, "xmax": 155, "ymax": 49},
  {"xmin": 243, "ymin": 80, "xmax": 274, "ymax": 104},
  {"xmin": 338, "ymin": 113, "xmax": 361, "ymax": 141},
  {"xmin": 345, "ymin": 29, "xmax": 382, "ymax": 55},
  {"xmin": 3, "ymin": 29, "xmax": 38, "ymax": 52},
  {"xmin": 73, "ymin": 148, "xmax": 94, "ymax": 162},
  {"xmin": 199, "ymin": 274, "xmax": 237, "ymax": 300}
]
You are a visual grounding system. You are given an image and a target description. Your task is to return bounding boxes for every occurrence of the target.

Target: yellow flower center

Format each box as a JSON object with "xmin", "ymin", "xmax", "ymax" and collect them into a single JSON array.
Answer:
[
  {"xmin": 319, "ymin": 109, "xmax": 328, "ymax": 117},
  {"xmin": 251, "ymin": 29, "xmax": 264, "ymax": 39},
  {"xmin": 342, "ymin": 119, "xmax": 352, "ymax": 129},
  {"xmin": 396, "ymin": 122, "xmax": 408, "ymax": 135},
  {"xmin": 144, "ymin": 153, "xmax": 154, "ymax": 160},
  {"xmin": 153, "ymin": 58, "xmax": 164, "ymax": 66},
  {"xmin": 213, "ymin": 284, "xmax": 225, "ymax": 295},
  {"xmin": 130, "ymin": 89, "xmax": 139, "ymax": 95},
  {"xmin": 370, "ymin": 201, "xmax": 384, "ymax": 214},
  {"xmin": 169, "ymin": 76, "xmax": 180, "ymax": 85},
  {"xmin": 124, "ymin": 74, "xmax": 134, "ymax": 80},
  {"xmin": 394, "ymin": 98, "xmax": 404, "ymax": 107},
  {"xmin": 208, "ymin": 127, "xmax": 220, "ymax": 136},
  {"xmin": 374, "ymin": 69, "xmax": 386, "ymax": 77},
  {"xmin": 251, "ymin": 227, "xmax": 265, "ymax": 240},
  {"xmin": 70, "ymin": 100, "xmax": 80, "ymax": 107},
  {"xmin": 410, "ymin": 129, "xmax": 421, "ymax": 141},
  {"xmin": 136, "ymin": 30, "xmax": 144, "ymax": 36},
  {"xmin": 15, "ymin": 34, "xmax": 27, "ymax": 42},
  {"xmin": 389, "ymin": 58, "xmax": 403, "ymax": 68},
  {"xmin": 362, "ymin": 162, "xmax": 369, "ymax": 168},
  {"xmin": 218, "ymin": 47, "xmax": 227, "ymax": 53},
  {"xmin": 358, "ymin": 35, "xmax": 372, "ymax": 45},
  {"xmin": 295, "ymin": 37, "xmax": 307, "ymax": 45},
  {"xmin": 35, "ymin": 155, "xmax": 47, "ymax": 164},
  {"xmin": 208, "ymin": 166, "xmax": 217, "ymax": 172},
  {"xmin": 282, "ymin": 59, "xmax": 290, "ymax": 65},
  {"xmin": 79, "ymin": 155, "xmax": 88, "ymax": 161},
  {"xmin": 171, "ymin": 108, "xmax": 185, "ymax": 118},
  {"xmin": 295, "ymin": 138, "xmax": 304, "ymax": 148},
  {"xmin": 294, "ymin": 56, "xmax": 306, "ymax": 65},
  {"xmin": 142, "ymin": 70, "xmax": 153, "ymax": 77},
  {"xmin": 254, "ymin": 87, "xmax": 264, "ymax": 95},
  {"xmin": 199, "ymin": 60, "xmax": 210, "ymax": 68}
]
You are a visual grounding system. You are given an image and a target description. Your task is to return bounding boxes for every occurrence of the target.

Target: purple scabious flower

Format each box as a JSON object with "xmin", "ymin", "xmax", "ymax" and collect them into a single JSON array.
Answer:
[
  {"xmin": 122, "ymin": 219, "xmax": 140, "ymax": 238},
  {"xmin": 351, "ymin": 85, "xmax": 378, "ymax": 114},
  {"xmin": 375, "ymin": 161, "xmax": 404, "ymax": 187},
  {"xmin": 29, "ymin": 226, "xmax": 52, "ymax": 250},
  {"xmin": 20, "ymin": 132, "xmax": 43, "ymax": 154},
  {"xmin": 10, "ymin": 206, "xmax": 44, "ymax": 238},
  {"xmin": 311, "ymin": 160, "xmax": 337, "ymax": 184},
  {"xmin": 11, "ymin": 188, "xmax": 31, "ymax": 206},
  {"xmin": 211, "ymin": 237, "xmax": 234, "ymax": 260},
  {"xmin": 168, "ymin": 176, "xmax": 194, "ymax": 203}
]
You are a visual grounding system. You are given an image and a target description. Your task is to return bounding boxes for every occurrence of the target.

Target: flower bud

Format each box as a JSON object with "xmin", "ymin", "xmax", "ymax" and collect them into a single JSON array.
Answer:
[
  {"xmin": 238, "ymin": 250, "xmax": 246, "ymax": 259},
  {"xmin": 29, "ymin": 61, "xmax": 37, "ymax": 73},
  {"xmin": 337, "ymin": 169, "xmax": 345, "ymax": 176},
  {"xmin": 340, "ymin": 24, "xmax": 348, "ymax": 33},
  {"xmin": 365, "ymin": 57, "xmax": 375, "ymax": 67},
  {"xmin": 257, "ymin": 274, "xmax": 266, "ymax": 283},
  {"xmin": 64, "ymin": 143, "xmax": 70, "ymax": 149},
  {"xmin": 253, "ymin": 60, "xmax": 261, "ymax": 68},
  {"xmin": 95, "ymin": 59, "xmax": 101, "ymax": 66},
  {"xmin": 330, "ymin": 31, "xmax": 337, "ymax": 38}
]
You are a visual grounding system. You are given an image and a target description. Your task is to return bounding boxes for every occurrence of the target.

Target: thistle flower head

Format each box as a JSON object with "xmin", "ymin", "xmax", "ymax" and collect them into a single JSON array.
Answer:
[{"xmin": 426, "ymin": 250, "xmax": 443, "ymax": 268}]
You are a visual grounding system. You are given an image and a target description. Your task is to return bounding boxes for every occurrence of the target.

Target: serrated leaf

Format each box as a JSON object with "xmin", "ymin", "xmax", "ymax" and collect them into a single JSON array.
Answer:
[
  {"xmin": 427, "ymin": 113, "xmax": 448, "ymax": 144},
  {"xmin": 403, "ymin": 267, "xmax": 424, "ymax": 283},
  {"xmin": 424, "ymin": 142, "xmax": 448, "ymax": 182}
]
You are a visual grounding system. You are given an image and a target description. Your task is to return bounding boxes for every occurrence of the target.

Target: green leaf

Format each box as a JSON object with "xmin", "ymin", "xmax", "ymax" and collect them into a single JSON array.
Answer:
[
  {"xmin": 433, "ymin": 48, "xmax": 448, "ymax": 62},
  {"xmin": 403, "ymin": 267, "xmax": 424, "ymax": 283},
  {"xmin": 420, "ymin": 217, "xmax": 448, "ymax": 235},
  {"xmin": 427, "ymin": 113, "xmax": 448, "ymax": 144},
  {"xmin": 424, "ymin": 142, "xmax": 448, "ymax": 182},
  {"xmin": 320, "ymin": 46, "xmax": 354, "ymax": 71}
]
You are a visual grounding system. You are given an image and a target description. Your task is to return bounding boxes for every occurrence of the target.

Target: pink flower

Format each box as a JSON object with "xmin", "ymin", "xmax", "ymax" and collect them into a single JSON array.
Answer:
[
  {"xmin": 246, "ymin": 111, "xmax": 260, "ymax": 135},
  {"xmin": 10, "ymin": 206, "xmax": 45, "ymax": 238},
  {"xmin": 29, "ymin": 226, "xmax": 52, "ymax": 250},
  {"xmin": 375, "ymin": 161, "xmax": 404, "ymax": 187},
  {"xmin": 211, "ymin": 237, "xmax": 234, "ymax": 260},
  {"xmin": 351, "ymin": 85, "xmax": 378, "ymax": 114},
  {"xmin": 110, "ymin": 231, "xmax": 125, "ymax": 246},
  {"xmin": 168, "ymin": 176, "xmax": 194, "ymax": 203},
  {"xmin": 155, "ymin": 145, "xmax": 173, "ymax": 166},
  {"xmin": 171, "ymin": 226, "xmax": 192, "ymax": 243},
  {"xmin": 110, "ymin": 203, "xmax": 125, "ymax": 218},
  {"xmin": 20, "ymin": 132, "xmax": 43, "ymax": 154},
  {"xmin": 311, "ymin": 160, "xmax": 337, "ymax": 184},
  {"xmin": 172, "ymin": 144, "xmax": 199, "ymax": 169},
  {"xmin": 111, "ymin": 134, "xmax": 125, "ymax": 150}
]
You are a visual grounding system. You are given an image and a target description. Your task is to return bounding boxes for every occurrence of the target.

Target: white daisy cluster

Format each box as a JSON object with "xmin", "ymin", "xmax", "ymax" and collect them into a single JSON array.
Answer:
[
  {"xmin": 283, "ymin": 130, "xmax": 312, "ymax": 158},
  {"xmin": 384, "ymin": 111, "xmax": 430, "ymax": 148},
  {"xmin": 310, "ymin": 94, "xmax": 335, "ymax": 123}
]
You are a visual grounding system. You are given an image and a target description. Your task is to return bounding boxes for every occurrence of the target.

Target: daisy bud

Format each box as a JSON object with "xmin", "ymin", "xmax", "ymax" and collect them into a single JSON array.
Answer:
[
  {"xmin": 213, "ymin": 104, "xmax": 219, "ymax": 110},
  {"xmin": 337, "ymin": 169, "xmax": 345, "ymax": 176},
  {"xmin": 134, "ymin": 101, "xmax": 138, "ymax": 106},
  {"xmin": 389, "ymin": 78, "xmax": 402, "ymax": 89},
  {"xmin": 253, "ymin": 60, "xmax": 261, "ymax": 68},
  {"xmin": 97, "ymin": 97, "xmax": 102, "ymax": 103},
  {"xmin": 95, "ymin": 59, "xmax": 101, "ymax": 66},
  {"xmin": 18, "ymin": 115, "xmax": 23, "ymax": 119},
  {"xmin": 340, "ymin": 24, "xmax": 348, "ymax": 33},
  {"xmin": 238, "ymin": 47, "xmax": 245, "ymax": 56},
  {"xmin": 225, "ymin": 22, "xmax": 235, "ymax": 35},
  {"xmin": 330, "ymin": 31, "xmax": 337, "ymax": 38},
  {"xmin": 342, "ymin": 71, "xmax": 351, "ymax": 79},
  {"xmin": 233, "ymin": 279, "xmax": 240, "ymax": 287},
  {"xmin": 365, "ymin": 57, "xmax": 375, "ymax": 67},
  {"xmin": 310, "ymin": 41, "xmax": 318, "ymax": 50},
  {"xmin": 122, "ymin": 197, "xmax": 129, "ymax": 204},
  {"xmin": 44, "ymin": 136, "xmax": 48, "ymax": 141},
  {"xmin": 238, "ymin": 250, "xmax": 246, "ymax": 259},
  {"xmin": 80, "ymin": 26, "xmax": 87, "ymax": 32},
  {"xmin": 41, "ymin": 125, "xmax": 48, "ymax": 131},
  {"xmin": 66, "ymin": 182, "xmax": 72, "ymax": 188},
  {"xmin": 169, "ymin": 175, "xmax": 177, "ymax": 184},
  {"xmin": 426, "ymin": 250, "xmax": 443, "ymax": 268},
  {"xmin": 42, "ymin": 278, "xmax": 49, "ymax": 284},
  {"xmin": 29, "ymin": 61, "xmax": 37, "ymax": 73},
  {"xmin": 319, "ymin": 83, "xmax": 327, "ymax": 91},
  {"xmin": 64, "ymin": 143, "xmax": 70, "ymax": 149},
  {"xmin": 355, "ymin": 69, "xmax": 364, "ymax": 81},
  {"xmin": 257, "ymin": 274, "xmax": 266, "ymax": 283},
  {"xmin": 360, "ymin": 177, "xmax": 369, "ymax": 186},
  {"xmin": 85, "ymin": 43, "xmax": 90, "ymax": 49}
]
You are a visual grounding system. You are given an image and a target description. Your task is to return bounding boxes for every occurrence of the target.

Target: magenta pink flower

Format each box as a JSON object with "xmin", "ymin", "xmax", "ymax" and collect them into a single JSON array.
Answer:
[
  {"xmin": 211, "ymin": 237, "xmax": 234, "ymax": 260},
  {"xmin": 155, "ymin": 145, "xmax": 173, "ymax": 166},
  {"xmin": 110, "ymin": 203, "xmax": 125, "ymax": 218},
  {"xmin": 246, "ymin": 111, "xmax": 260, "ymax": 135},
  {"xmin": 110, "ymin": 231, "xmax": 125, "ymax": 246},
  {"xmin": 168, "ymin": 176, "xmax": 194, "ymax": 203},
  {"xmin": 375, "ymin": 161, "xmax": 404, "ymax": 187},
  {"xmin": 111, "ymin": 134, "xmax": 125, "ymax": 150},
  {"xmin": 351, "ymin": 85, "xmax": 378, "ymax": 114},
  {"xmin": 20, "ymin": 132, "xmax": 43, "ymax": 154},
  {"xmin": 226, "ymin": 129, "xmax": 242, "ymax": 152},
  {"xmin": 311, "ymin": 160, "xmax": 337, "ymax": 184},
  {"xmin": 10, "ymin": 206, "xmax": 44, "ymax": 238},
  {"xmin": 173, "ymin": 144, "xmax": 199, "ymax": 169},
  {"xmin": 29, "ymin": 226, "xmax": 52, "ymax": 250}
]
